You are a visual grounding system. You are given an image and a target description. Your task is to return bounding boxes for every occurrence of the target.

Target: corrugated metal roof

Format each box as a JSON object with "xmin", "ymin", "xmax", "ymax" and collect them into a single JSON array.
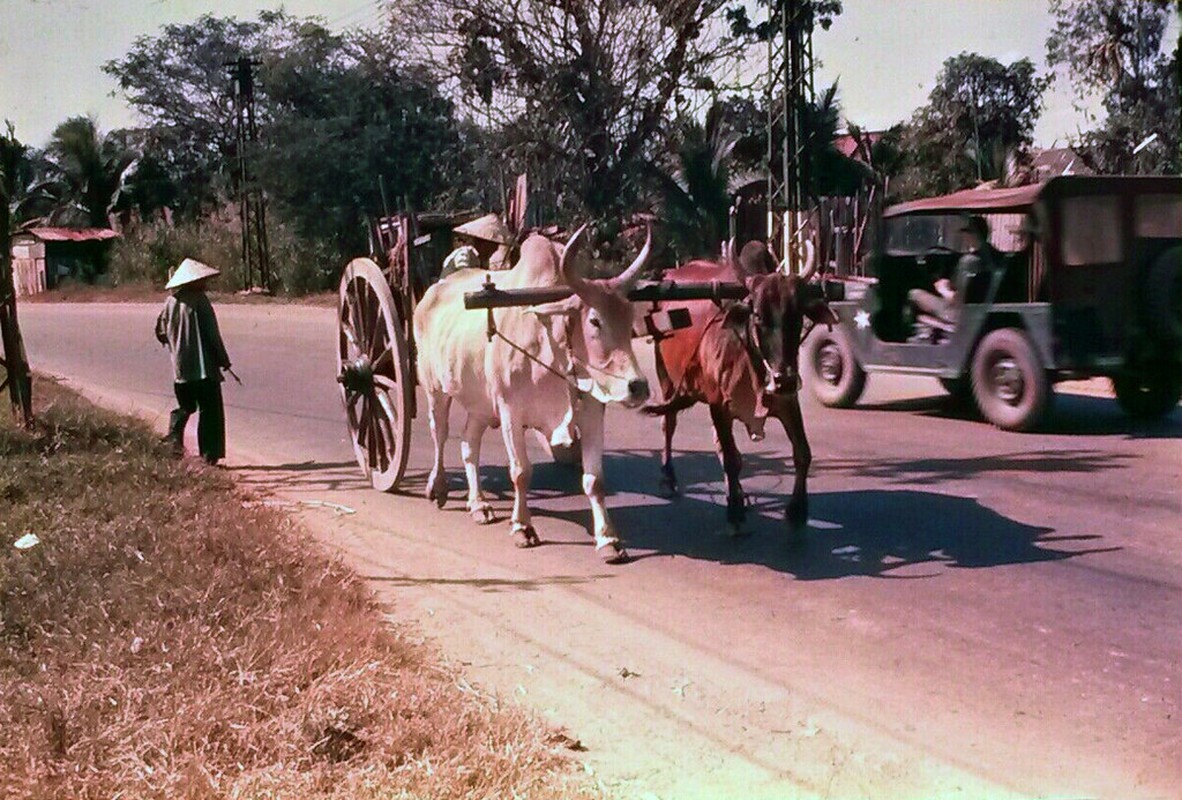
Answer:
[
  {"xmin": 19, "ymin": 227, "xmax": 120, "ymax": 242},
  {"xmin": 883, "ymin": 183, "xmax": 1045, "ymax": 217}
]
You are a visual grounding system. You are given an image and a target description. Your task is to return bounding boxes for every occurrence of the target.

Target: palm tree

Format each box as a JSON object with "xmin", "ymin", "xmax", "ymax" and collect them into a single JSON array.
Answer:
[
  {"xmin": 652, "ymin": 103, "xmax": 738, "ymax": 261},
  {"xmin": 44, "ymin": 116, "xmax": 136, "ymax": 228}
]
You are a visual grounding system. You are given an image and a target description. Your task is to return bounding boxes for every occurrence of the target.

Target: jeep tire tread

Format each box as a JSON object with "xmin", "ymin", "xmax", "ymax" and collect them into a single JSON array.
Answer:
[
  {"xmin": 805, "ymin": 326, "xmax": 866, "ymax": 408},
  {"xmin": 971, "ymin": 328, "xmax": 1050, "ymax": 431}
]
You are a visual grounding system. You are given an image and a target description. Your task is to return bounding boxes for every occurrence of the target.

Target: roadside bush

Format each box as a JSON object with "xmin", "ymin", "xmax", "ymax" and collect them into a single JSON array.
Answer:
[{"xmin": 108, "ymin": 208, "xmax": 345, "ymax": 296}]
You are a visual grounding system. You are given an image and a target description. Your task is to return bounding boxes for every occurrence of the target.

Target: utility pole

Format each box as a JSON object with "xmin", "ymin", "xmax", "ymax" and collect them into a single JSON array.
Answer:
[
  {"xmin": 226, "ymin": 56, "xmax": 272, "ymax": 293},
  {"xmin": 766, "ymin": 0, "xmax": 815, "ymax": 274}
]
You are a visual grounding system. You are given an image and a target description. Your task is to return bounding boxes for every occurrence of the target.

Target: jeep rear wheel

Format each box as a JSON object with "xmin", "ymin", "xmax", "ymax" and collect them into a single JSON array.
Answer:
[
  {"xmin": 805, "ymin": 326, "xmax": 866, "ymax": 408},
  {"xmin": 971, "ymin": 329, "xmax": 1049, "ymax": 431},
  {"xmin": 1112, "ymin": 368, "xmax": 1182, "ymax": 420}
]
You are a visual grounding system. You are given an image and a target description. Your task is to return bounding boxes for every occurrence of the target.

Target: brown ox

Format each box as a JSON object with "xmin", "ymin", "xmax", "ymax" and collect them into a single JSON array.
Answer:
[{"xmin": 643, "ymin": 241, "xmax": 837, "ymax": 537}]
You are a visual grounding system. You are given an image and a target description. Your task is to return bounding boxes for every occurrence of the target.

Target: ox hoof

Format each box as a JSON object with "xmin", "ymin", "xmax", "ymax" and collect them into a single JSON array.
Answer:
[
  {"xmin": 511, "ymin": 525, "xmax": 541, "ymax": 548},
  {"xmin": 598, "ymin": 542, "xmax": 631, "ymax": 565},
  {"xmin": 426, "ymin": 472, "xmax": 448, "ymax": 508},
  {"xmin": 470, "ymin": 504, "xmax": 496, "ymax": 525},
  {"xmin": 657, "ymin": 476, "xmax": 679, "ymax": 499}
]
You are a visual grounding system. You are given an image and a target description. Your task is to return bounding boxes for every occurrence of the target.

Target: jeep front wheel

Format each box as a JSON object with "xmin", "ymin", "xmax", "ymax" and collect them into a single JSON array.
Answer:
[
  {"xmin": 805, "ymin": 326, "xmax": 866, "ymax": 408},
  {"xmin": 970, "ymin": 329, "xmax": 1049, "ymax": 431},
  {"xmin": 1112, "ymin": 368, "xmax": 1182, "ymax": 420}
]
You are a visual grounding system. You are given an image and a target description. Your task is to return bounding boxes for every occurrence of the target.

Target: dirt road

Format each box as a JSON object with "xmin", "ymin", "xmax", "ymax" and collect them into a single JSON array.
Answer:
[{"xmin": 22, "ymin": 302, "xmax": 1182, "ymax": 799}]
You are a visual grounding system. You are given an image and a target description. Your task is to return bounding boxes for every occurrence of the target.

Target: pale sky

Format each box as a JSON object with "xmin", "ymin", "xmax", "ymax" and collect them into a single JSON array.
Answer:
[{"xmin": 0, "ymin": 0, "xmax": 1176, "ymax": 148}]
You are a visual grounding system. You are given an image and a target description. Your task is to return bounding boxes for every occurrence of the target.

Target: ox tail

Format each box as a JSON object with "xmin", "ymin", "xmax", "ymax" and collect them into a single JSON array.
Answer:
[{"xmin": 640, "ymin": 396, "xmax": 697, "ymax": 417}]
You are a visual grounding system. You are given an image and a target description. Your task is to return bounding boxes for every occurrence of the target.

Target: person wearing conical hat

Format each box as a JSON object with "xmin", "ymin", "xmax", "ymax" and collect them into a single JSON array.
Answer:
[
  {"xmin": 439, "ymin": 213, "xmax": 513, "ymax": 279},
  {"xmin": 154, "ymin": 258, "xmax": 233, "ymax": 465}
]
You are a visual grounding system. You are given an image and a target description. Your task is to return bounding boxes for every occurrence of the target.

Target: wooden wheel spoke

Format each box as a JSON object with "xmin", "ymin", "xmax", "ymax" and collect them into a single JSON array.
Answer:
[
  {"xmin": 369, "ymin": 396, "xmax": 388, "ymax": 469},
  {"xmin": 341, "ymin": 317, "xmax": 361, "ymax": 352},
  {"xmin": 347, "ymin": 279, "xmax": 368, "ymax": 353},
  {"xmin": 357, "ymin": 395, "xmax": 374, "ymax": 450},
  {"xmin": 367, "ymin": 292, "xmax": 386, "ymax": 358},
  {"xmin": 361, "ymin": 284, "xmax": 379, "ymax": 356},
  {"xmin": 375, "ymin": 394, "xmax": 397, "ymax": 469},
  {"xmin": 345, "ymin": 390, "xmax": 364, "ymax": 425},
  {"xmin": 372, "ymin": 346, "xmax": 393, "ymax": 371},
  {"xmin": 373, "ymin": 374, "xmax": 398, "ymax": 392}
]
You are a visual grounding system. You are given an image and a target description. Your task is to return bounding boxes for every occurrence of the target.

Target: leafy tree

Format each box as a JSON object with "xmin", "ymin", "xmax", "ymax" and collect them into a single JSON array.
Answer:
[
  {"xmin": 103, "ymin": 12, "xmax": 296, "ymax": 216},
  {"xmin": 388, "ymin": 0, "xmax": 768, "ymax": 220},
  {"xmin": 257, "ymin": 25, "xmax": 469, "ymax": 255},
  {"xmin": 42, "ymin": 116, "xmax": 137, "ymax": 228},
  {"xmin": 105, "ymin": 12, "xmax": 470, "ymax": 270},
  {"xmin": 1046, "ymin": 0, "xmax": 1179, "ymax": 174},
  {"xmin": 723, "ymin": 0, "xmax": 843, "ymax": 40},
  {"xmin": 894, "ymin": 53, "xmax": 1051, "ymax": 199}
]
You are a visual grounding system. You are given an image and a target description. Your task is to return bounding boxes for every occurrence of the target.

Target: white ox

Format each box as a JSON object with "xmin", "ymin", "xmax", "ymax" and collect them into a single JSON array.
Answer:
[{"xmin": 413, "ymin": 225, "xmax": 651, "ymax": 563}]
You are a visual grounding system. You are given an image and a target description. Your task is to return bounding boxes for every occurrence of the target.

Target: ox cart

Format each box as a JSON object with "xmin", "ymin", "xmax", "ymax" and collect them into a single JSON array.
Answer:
[{"xmin": 335, "ymin": 213, "xmax": 749, "ymax": 492}]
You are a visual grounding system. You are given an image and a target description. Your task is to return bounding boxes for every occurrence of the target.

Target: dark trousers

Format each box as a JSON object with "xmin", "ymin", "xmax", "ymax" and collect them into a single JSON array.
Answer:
[{"xmin": 167, "ymin": 379, "xmax": 225, "ymax": 463}]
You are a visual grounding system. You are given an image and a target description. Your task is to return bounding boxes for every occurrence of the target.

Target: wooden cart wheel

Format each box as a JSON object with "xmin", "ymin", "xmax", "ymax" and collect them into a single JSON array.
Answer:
[{"xmin": 337, "ymin": 258, "xmax": 413, "ymax": 491}]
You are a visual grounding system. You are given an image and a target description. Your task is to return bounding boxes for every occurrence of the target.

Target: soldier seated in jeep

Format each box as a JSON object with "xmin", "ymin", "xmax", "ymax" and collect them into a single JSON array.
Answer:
[{"xmin": 907, "ymin": 215, "xmax": 1005, "ymax": 341}]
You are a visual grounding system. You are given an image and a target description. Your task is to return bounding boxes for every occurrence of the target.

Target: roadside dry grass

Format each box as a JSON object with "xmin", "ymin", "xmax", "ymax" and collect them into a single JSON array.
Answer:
[{"xmin": 0, "ymin": 378, "xmax": 598, "ymax": 799}]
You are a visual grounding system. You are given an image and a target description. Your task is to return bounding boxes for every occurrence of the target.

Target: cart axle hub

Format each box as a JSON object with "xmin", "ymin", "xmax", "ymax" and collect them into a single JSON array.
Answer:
[{"xmin": 338, "ymin": 357, "xmax": 375, "ymax": 394}]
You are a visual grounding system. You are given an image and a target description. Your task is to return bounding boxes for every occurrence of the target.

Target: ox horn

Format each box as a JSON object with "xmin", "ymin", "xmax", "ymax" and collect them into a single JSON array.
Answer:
[
  {"xmin": 612, "ymin": 222, "xmax": 653, "ymax": 291},
  {"xmin": 560, "ymin": 222, "xmax": 591, "ymax": 293},
  {"xmin": 797, "ymin": 237, "xmax": 818, "ymax": 282}
]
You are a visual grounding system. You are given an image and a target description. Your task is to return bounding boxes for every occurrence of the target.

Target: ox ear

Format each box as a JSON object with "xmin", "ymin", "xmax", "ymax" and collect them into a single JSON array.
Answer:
[
  {"xmin": 528, "ymin": 296, "xmax": 581, "ymax": 343},
  {"xmin": 722, "ymin": 301, "xmax": 752, "ymax": 340}
]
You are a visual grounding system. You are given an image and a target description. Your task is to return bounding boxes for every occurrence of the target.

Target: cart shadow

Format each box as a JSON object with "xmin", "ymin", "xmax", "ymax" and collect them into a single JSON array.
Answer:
[
  {"xmin": 226, "ymin": 460, "xmax": 373, "ymax": 493},
  {"xmin": 852, "ymin": 390, "xmax": 1182, "ymax": 439},
  {"xmin": 520, "ymin": 450, "xmax": 1119, "ymax": 580}
]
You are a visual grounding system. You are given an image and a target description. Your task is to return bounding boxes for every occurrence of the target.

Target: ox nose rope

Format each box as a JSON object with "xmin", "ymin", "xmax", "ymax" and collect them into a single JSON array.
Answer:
[
  {"xmin": 489, "ymin": 328, "xmax": 585, "ymax": 394},
  {"xmin": 484, "ymin": 305, "xmax": 637, "ymax": 397}
]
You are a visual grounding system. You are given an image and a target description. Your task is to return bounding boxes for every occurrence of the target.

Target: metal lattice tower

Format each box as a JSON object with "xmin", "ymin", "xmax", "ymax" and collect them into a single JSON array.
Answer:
[
  {"xmin": 227, "ymin": 57, "xmax": 272, "ymax": 293},
  {"xmin": 765, "ymin": 0, "xmax": 815, "ymax": 272}
]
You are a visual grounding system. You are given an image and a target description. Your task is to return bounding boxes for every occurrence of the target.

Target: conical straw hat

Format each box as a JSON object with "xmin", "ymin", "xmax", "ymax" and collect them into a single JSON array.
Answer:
[
  {"xmin": 454, "ymin": 213, "xmax": 511, "ymax": 245},
  {"xmin": 165, "ymin": 258, "xmax": 221, "ymax": 290}
]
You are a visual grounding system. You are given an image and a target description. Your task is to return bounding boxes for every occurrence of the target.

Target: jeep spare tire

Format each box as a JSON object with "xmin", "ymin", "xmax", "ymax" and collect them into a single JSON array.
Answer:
[
  {"xmin": 1144, "ymin": 247, "xmax": 1182, "ymax": 344},
  {"xmin": 971, "ymin": 329, "xmax": 1050, "ymax": 431},
  {"xmin": 805, "ymin": 326, "xmax": 866, "ymax": 408}
]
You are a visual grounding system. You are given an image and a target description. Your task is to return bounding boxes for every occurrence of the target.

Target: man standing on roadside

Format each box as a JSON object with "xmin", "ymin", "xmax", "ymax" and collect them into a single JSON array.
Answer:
[{"xmin": 155, "ymin": 258, "xmax": 232, "ymax": 465}]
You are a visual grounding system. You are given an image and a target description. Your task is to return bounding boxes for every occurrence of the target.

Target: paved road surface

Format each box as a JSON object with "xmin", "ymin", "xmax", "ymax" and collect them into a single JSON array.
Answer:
[{"xmin": 22, "ymin": 302, "xmax": 1182, "ymax": 799}]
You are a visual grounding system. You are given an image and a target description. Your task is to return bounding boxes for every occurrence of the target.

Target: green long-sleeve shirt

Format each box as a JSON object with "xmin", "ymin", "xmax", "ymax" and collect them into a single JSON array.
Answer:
[{"xmin": 155, "ymin": 289, "xmax": 231, "ymax": 383}]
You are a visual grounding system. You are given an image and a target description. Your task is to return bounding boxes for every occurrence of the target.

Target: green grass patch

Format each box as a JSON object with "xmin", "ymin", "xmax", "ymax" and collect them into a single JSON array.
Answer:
[{"xmin": 0, "ymin": 379, "xmax": 598, "ymax": 799}]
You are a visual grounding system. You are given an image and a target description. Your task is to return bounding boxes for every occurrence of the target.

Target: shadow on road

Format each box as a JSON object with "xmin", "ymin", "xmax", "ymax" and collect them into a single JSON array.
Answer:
[
  {"xmin": 222, "ymin": 451, "xmax": 1120, "ymax": 582},
  {"xmin": 226, "ymin": 460, "xmax": 371, "ymax": 493},
  {"xmin": 817, "ymin": 448, "xmax": 1134, "ymax": 486},
  {"xmin": 522, "ymin": 450, "xmax": 1119, "ymax": 580},
  {"xmin": 854, "ymin": 390, "xmax": 1182, "ymax": 439}
]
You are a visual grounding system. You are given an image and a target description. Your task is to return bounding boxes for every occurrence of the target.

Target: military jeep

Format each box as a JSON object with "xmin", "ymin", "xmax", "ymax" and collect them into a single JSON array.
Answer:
[{"xmin": 804, "ymin": 175, "xmax": 1182, "ymax": 430}]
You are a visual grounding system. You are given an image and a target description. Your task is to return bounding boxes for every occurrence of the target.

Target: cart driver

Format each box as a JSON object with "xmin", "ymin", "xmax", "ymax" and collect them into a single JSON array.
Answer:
[
  {"xmin": 908, "ymin": 214, "xmax": 1002, "ymax": 329},
  {"xmin": 439, "ymin": 213, "xmax": 512, "ymax": 279}
]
